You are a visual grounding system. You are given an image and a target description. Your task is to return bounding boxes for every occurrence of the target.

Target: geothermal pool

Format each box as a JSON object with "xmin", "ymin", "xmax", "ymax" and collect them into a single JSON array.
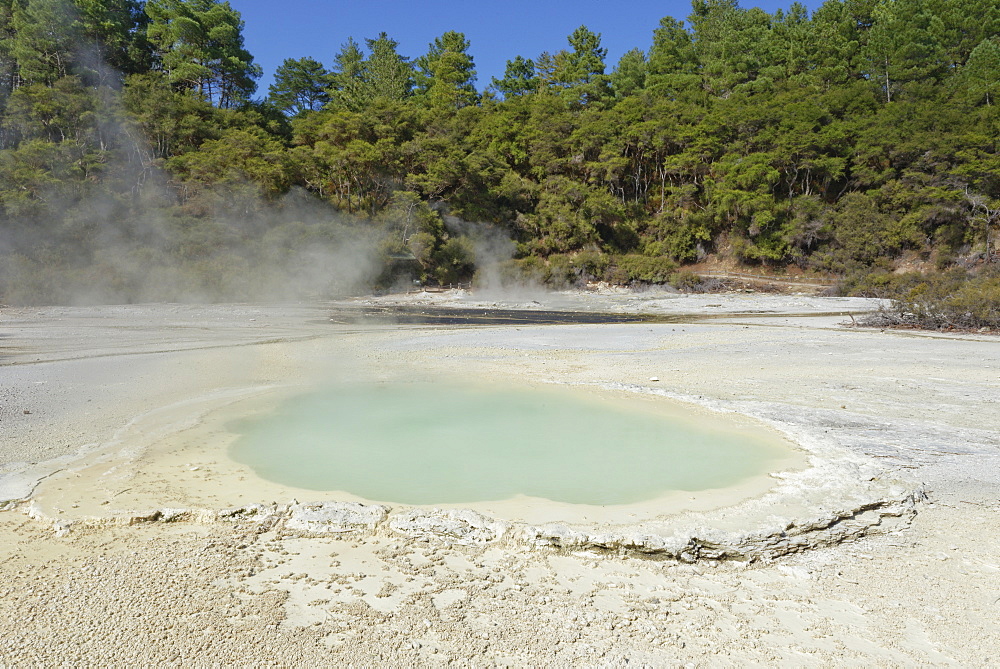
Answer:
[{"xmin": 228, "ymin": 382, "xmax": 793, "ymax": 507}]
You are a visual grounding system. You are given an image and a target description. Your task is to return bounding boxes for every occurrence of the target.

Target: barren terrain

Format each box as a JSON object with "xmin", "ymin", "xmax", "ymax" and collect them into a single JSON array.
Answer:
[{"xmin": 1, "ymin": 290, "xmax": 998, "ymax": 665}]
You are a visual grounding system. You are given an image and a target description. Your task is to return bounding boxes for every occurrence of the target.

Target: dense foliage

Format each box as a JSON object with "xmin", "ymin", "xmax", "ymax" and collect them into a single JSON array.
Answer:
[
  {"xmin": 1, "ymin": 0, "xmax": 999, "ymax": 304},
  {"xmin": 855, "ymin": 266, "xmax": 1000, "ymax": 330}
]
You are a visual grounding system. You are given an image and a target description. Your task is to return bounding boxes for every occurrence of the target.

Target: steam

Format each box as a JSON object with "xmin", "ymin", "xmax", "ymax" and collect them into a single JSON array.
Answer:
[
  {"xmin": 0, "ymin": 14, "xmax": 390, "ymax": 307},
  {"xmin": 0, "ymin": 80, "xmax": 385, "ymax": 307},
  {"xmin": 442, "ymin": 216, "xmax": 516, "ymax": 295},
  {"xmin": 0, "ymin": 176, "xmax": 385, "ymax": 305}
]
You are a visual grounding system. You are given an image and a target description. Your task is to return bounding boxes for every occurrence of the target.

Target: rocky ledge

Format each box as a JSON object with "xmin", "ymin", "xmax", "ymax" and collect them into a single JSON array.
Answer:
[{"xmin": 15, "ymin": 484, "xmax": 925, "ymax": 563}]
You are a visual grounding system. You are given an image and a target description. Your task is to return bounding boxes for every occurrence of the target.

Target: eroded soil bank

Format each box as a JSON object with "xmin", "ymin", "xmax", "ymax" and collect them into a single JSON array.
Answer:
[{"xmin": 1, "ymin": 290, "xmax": 998, "ymax": 664}]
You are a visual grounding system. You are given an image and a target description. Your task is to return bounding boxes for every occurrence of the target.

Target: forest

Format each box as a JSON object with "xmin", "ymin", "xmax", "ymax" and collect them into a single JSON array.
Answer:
[{"xmin": 0, "ymin": 0, "xmax": 999, "ymax": 312}]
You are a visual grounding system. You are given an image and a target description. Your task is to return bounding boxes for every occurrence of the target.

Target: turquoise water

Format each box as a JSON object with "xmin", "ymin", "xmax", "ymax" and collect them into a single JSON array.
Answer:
[{"xmin": 228, "ymin": 382, "xmax": 790, "ymax": 506}]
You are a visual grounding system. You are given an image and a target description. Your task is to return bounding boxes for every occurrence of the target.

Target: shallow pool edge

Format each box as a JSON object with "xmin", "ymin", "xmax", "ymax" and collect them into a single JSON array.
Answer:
[{"xmin": 9, "ymin": 382, "xmax": 927, "ymax": 563}]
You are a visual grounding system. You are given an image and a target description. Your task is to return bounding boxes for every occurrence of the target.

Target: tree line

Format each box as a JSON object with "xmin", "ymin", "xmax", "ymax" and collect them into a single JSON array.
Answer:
[{"xmin": 1, "ymin": 0, "xmax": 999, "ymax": 304}]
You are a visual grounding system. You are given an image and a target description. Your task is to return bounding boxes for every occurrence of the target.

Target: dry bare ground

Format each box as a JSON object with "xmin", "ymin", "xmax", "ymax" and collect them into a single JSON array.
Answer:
[{"xmin": 1, "ymin": 291, "xmax": 998, "ymax": 665}]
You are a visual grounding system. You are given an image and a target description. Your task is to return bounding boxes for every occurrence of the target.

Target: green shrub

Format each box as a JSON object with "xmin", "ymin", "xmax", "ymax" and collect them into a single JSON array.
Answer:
[
  {"xmin": 502, "ymin": 252, "xmax": 612, "ymax": 288},
  {"xmin": 607, "ymin": 255, "xmax": 678, "ymax": 284},
  {"xmin": 432, "ymin": 237, "xmax": 476, "ymax": 285},
  {"xmin": 545, "ymin": 254, "xmax": 577, "ymax": 287},
  {"xmin": 841, "ymin": 269, "xmax": 924, "ymax": 298},
  {"xmin": 859, "ymin": 267, "xmax": 1000, "ymax": 330},
  {"xmin": 668, "ymin": 270, "xmax": 704, "ymax": 292},
  {"xmin": 508, "ymin": 256, "xmax": 547, "ymax": 284}
]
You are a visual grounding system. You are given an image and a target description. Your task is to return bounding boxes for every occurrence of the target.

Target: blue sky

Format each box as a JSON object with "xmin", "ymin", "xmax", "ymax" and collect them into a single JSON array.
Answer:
[{"xmin": 231, "ymin": 0, "xmax": 824, "ymax": 98}]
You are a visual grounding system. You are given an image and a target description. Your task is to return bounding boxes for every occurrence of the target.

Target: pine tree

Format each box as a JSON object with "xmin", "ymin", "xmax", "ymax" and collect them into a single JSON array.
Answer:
[
  {"xmin": 10, "ymin": 0, "xmax": 80, "ymax": 86},
  {"xmin": 364, "ymin": 32, "xmax": 412, "ymax": 102},
  {"xmin": 268, "ymin": 57, "xmax": 332, "ymax": 116},
  {"xmin": 556, "ymin": 25, "xmax": 610, "ymax": 105},
  {"xmin": 646, "ymin": 16, "xmax": 700, "ymax": 99},
  {"xmin": 490, "ymin": 55, "xmax": 536, "ymax": 99},
  {"xmin": 328, "ymin": 37, "xmax": 365, "ymax": 109},
  {"xmin": 416, "ymin": 31, "xmax": 477, "ymax": 109},
  {"xmin": 146, "ymin": 0, "xmax": 261, "ymax": 108},
  {"xmin": 610, "ymin": 48, "xmax": 646, "ymax": 99},
  {"xmin": 961, "ymin": 37, "xmax": 1000, "ymax": 106}
]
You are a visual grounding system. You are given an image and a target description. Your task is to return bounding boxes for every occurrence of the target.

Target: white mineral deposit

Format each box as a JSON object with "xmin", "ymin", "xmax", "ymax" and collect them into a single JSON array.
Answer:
[{"xmin": 1, "ymin": 291, "xmax": 998, "ymax": 664}]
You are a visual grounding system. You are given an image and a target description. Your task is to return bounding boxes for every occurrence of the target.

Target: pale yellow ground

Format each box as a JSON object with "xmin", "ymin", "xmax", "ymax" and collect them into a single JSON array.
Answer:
[{"xmin": 1, "ymin": 292, "xmax": 998, "ymax": 664}]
